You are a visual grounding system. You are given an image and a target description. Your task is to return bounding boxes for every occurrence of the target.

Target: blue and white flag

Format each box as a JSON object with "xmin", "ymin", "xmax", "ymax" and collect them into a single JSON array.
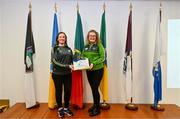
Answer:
[{"xmin": 152, "ymin": 7, "xmax": 163, "ymax": 107}]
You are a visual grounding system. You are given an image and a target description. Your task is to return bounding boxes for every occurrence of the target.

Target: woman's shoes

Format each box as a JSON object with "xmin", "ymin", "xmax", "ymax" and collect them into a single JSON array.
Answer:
[
  {"xmin": 88, "ymin": 105, "xmax": 96, "ymax": 112},
  {"xmin": 64, "ymin": 108, "xmax": 73, "ymax": 116},
  {"xmin": 58, "ymin": 107, "xmax": 65, "ymax": 118},
  {"xmin": 88, "ymin": 105, "xmax": 100, "ymax": 116},
  {"xmin": 58, "ymin": 107, "xmax": 73, "ymax": 118}
]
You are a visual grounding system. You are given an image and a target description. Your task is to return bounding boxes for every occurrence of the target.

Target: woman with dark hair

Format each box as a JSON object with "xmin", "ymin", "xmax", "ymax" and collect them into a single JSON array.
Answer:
[
  {"xmin": 82, "ymin": 30, "xmax": 105, "ymax": 116},
  {"xmin": 51, "ymin": 32, "xmax": 73, "ymax": 118}
]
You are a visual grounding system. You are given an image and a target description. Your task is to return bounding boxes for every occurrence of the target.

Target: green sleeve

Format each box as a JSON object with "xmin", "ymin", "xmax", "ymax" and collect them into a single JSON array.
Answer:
[
  {"xmin": 92, "ymin": 43, "xmax": 105, "ymax": 65},
  {"xmin": 52, "ymin": 59, "xmax": 69, "ymax": 68}
]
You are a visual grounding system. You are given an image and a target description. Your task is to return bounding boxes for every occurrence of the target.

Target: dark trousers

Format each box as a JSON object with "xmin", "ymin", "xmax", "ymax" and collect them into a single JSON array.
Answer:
[
  {"xmin": 52, "ymin": 73, "xmax": 72, "ymax": 108},
  {"xmin": 86, "ymin": 68, "xmax": 104, "ymax": 106}
]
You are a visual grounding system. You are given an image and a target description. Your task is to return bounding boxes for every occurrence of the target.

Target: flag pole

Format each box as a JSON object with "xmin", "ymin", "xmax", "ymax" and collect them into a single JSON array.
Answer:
[
  {"xmin": 100, "ymin": 2, "xmax": 110, "ymax": 110},
  {"xmin": 74, "ymin": 2, "xmax": 80, "ymax": 55},
  {"xmin": 125, "ymin": 2, "xmax": 138, "ymax": 111},
  {"xmin": 77, "ymin": 2, "xmax": 79, "ymax": 12},
  {"xmin": 25, "ymin": 1, "xmax": 40, "ymax": 109},
  {"xmin": 48, "ymin": 2, "xmax": 60, "ymax": 109},
  {"xmin": 29, "ymin": 2, "xmax": 32, "ymax": 12},
  {"xmin": 71, "ymin": 2, "xmax": 85, "ymax": 109},
  {"xmin": 54, "ymin": 2, "xmax": 57, "ymax": 13},
  {"xmin": 150, "ymin": 0, "xmax": 165, "ymax": 112},
  {"xmin": 103, "ymin": 2, "xmax": 105, "ymax": 11}
]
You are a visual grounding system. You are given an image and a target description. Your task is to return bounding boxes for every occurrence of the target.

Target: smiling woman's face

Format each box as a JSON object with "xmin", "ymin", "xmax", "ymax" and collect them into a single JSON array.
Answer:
[
  {"xmin": 57, "ymin": 33, "xmax": 66, "ymax": 45},
  {"xmin": 88, "ymin": 32, "xmax": 97, "ymax": 44}
]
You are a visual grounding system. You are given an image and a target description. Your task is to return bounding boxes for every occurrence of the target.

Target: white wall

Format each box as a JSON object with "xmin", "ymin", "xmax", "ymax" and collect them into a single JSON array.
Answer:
[
  {"xmin": 163, "ymin": 2, "xmax": 180, "ymax": 106},
  {"xmin": 0, "ymin": 0, "xmax": 3, "ymax": 98},
  {"xmin": 1, "ymin": 0, "xmax": 180, "ymax": 106}
]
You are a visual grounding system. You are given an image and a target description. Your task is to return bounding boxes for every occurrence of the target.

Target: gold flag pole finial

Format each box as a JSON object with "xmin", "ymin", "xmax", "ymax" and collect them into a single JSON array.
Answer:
[
  {"xmin": 160, "ymin": 1, "xmax": 162, "ymax": 10},
  {"xmin": 129, "ymin": 2, "xmax": 132, "ymax": 11},
  {"xmin": 29, "ymin": 1, "xmax": 32, "ymax": 11},
  {"xmin": 103, "ymin": 2, "xmax": 106, "ymax": 11},
  {"xmin": 77, "ymin": 2, "xmax": 79, "ymax": 12},
  {"xmin": 55, "ymin": 2, "xmax": 57, "ymax": 12}
]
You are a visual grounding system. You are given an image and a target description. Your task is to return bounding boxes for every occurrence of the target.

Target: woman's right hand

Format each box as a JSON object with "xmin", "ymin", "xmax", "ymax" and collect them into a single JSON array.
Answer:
[{"xmin": 69, "ymin": 65, "xmax": 74, "ymax": 70}]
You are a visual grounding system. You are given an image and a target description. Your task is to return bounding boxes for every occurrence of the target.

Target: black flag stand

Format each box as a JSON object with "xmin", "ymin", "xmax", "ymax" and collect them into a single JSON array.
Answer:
[{"xmin": 100, "ymin": 101, "xmax": 110, "ymax": 110}]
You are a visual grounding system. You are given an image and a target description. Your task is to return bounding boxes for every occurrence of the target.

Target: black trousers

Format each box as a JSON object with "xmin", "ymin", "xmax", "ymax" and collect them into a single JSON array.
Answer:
[
  {"xmin": 86, "ymin": 68, "xmax": 104, "ymax": 106},
  {"xmin": 52, "ymin": 73, "xmax": 72, "ymax": 108}
]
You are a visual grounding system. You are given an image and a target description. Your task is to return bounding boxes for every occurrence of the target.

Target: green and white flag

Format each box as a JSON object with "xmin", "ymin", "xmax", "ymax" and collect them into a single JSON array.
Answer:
[{"xmin": 24, "ymin": 9, "xmax": 36, "ymax": 108}]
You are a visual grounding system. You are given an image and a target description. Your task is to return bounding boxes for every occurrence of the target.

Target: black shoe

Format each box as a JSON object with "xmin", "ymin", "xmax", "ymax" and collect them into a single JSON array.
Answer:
[
  {"xmin": 88, "ymin": 105, "xmax": 96, "ymax": 113},
  {"xmin": 58, "ymin": 107, "xmax": 65, "ymax": 118},
  {"xmin": 89, "ymin": 107, "xmax": 100, "ymax": 116},
  {"xmin": 64, "ymin": 108, "xmax": 73, "ymax": 116}
]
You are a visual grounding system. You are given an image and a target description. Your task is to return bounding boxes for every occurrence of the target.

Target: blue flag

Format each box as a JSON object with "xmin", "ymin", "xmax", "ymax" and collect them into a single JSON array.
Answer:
[
  {"xmin": 48, "ymin": 12, "xmax": 59, "ymax": 109},
  {"xmin": 51, "ymin": 13, "xmax": 59, "ymax": 47}
]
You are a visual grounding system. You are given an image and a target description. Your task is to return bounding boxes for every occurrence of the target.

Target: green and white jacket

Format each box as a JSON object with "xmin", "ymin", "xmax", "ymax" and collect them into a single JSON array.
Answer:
[{"xmin": 82, "ymin": 43, "xmax": 105, "ymax": 71}]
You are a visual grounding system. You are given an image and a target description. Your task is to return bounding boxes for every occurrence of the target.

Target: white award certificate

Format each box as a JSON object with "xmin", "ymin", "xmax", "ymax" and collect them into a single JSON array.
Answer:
[{"xmin": 73, "ymin": 58, "xmax": 90, "ymax": 70}]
